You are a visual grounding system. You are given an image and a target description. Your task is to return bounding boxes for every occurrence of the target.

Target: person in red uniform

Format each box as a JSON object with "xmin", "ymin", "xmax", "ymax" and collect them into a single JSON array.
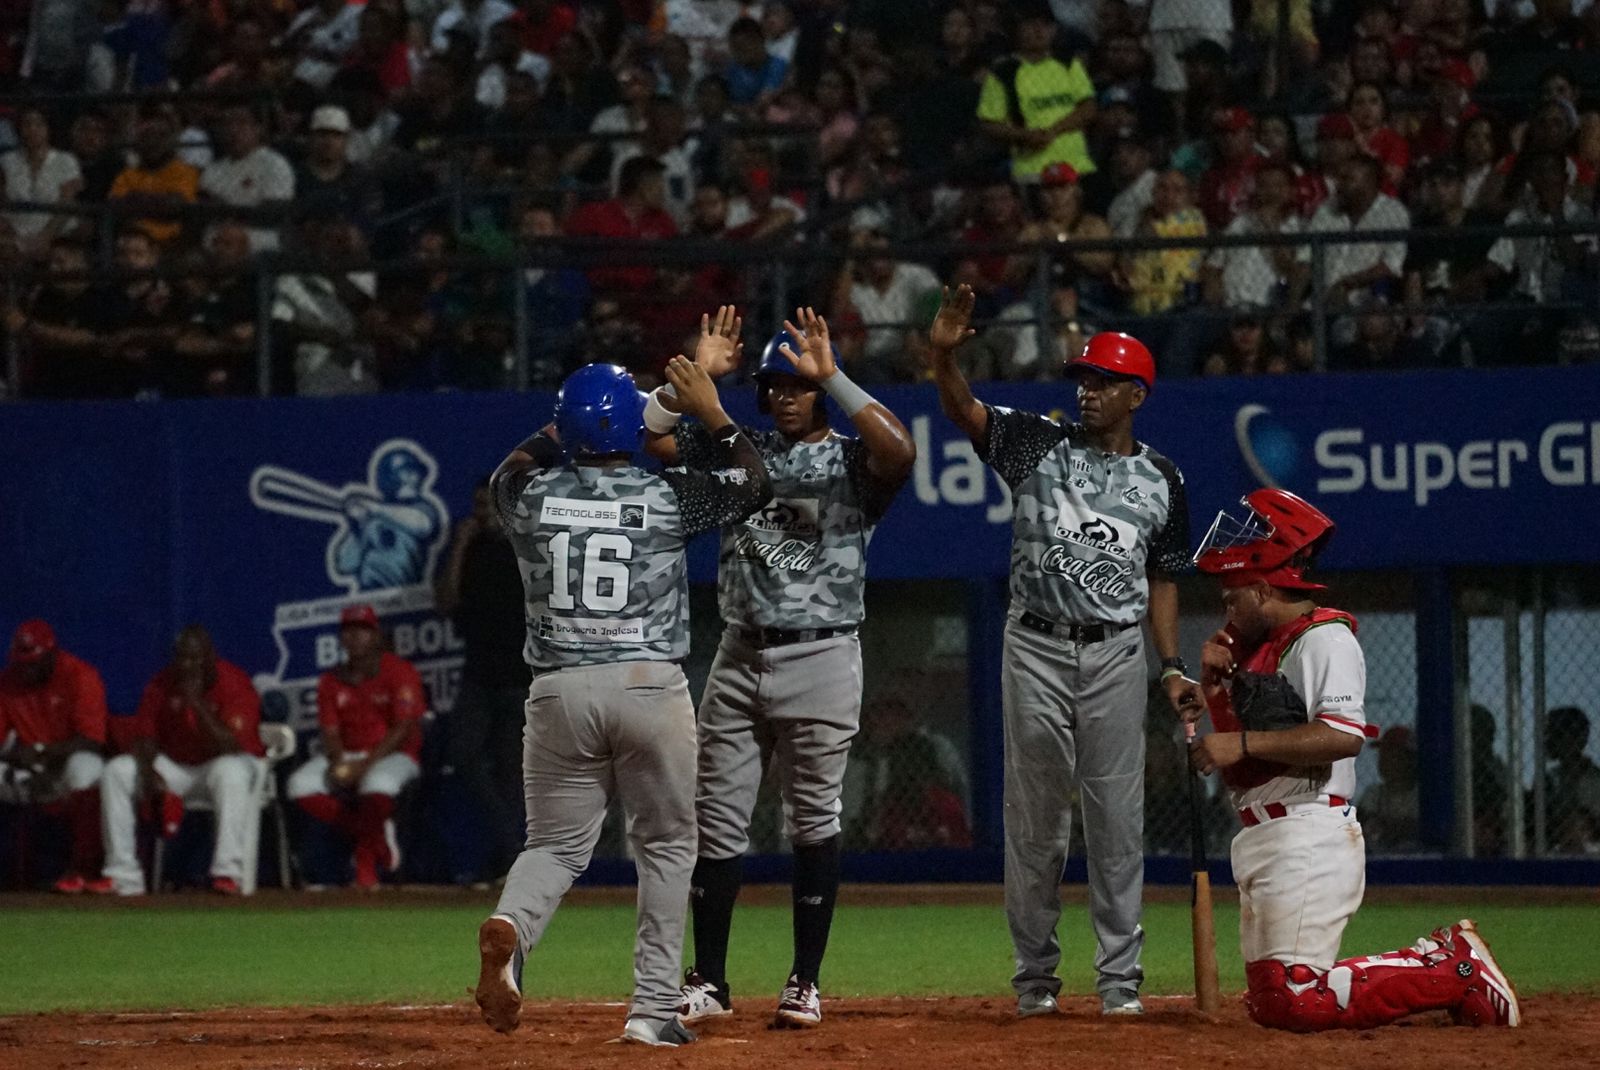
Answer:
[
  {"xmin": 96, "ymin": 626, "xmax": 264, "ymax": 896},
  {"xmin": 1197, "ymin": 107, "xmax": 1263, "ymax": 230},
  {"xmin": 0, "ymin": 620, "xmax": 108, "ymax": 893},
  {"xmin": 287, "ymin": 605, "xmax": 425, "ymax": 889}
]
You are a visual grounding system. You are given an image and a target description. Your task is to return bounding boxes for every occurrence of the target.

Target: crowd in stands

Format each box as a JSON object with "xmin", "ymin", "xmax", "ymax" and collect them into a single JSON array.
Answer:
[{"xmin": 3, "ymin": 0, "xmax": 1600, "ymax": 400}]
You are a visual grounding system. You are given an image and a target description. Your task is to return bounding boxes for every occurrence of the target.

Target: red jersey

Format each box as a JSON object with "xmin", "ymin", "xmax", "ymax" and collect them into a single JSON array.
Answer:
[
  {"xmin": 317, "ymin": 653, "xmax": 425, "ymax": 758},
  {"xmin": 1356, "ymin": 126, "xmax": 1410, "ymax": 194},
  {"xmin": 565, "ymin": 198, "xmax": 678, "ymax": 292},
  {"xmin": 1198, "ymin": 156, "xmax": 1260, "ymax": 230},
  {"xmin": 512, "ymin": 1, "xmax": 576, "ymax": 55},
  {"xmin": 0, "ymin": 650, "xmax": 108, "ymax": 748},
  {"xmin": 131, "ymin": 659, "xmax": 264, "ymax": 766}
]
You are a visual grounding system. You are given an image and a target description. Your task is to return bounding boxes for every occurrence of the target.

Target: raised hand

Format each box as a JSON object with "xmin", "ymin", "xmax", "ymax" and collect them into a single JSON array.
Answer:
[
  {"xmin": 779, "ymin": 307, "xmax": 837, "ymax": 381},
  {"xmin": 693, "ymin": 305, "xmax": 744, "ymax": 379},
  {"xmin": 928, "ymin": 284, "xmax": 977, "ymax": 354},
  {"xmin": 665, "ymin": 355, "xmax": 725, "ymax": 424}
]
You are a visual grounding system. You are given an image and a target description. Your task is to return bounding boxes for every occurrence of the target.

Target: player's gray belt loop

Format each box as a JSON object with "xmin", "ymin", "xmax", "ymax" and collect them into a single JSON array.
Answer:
[
  {"xmin": 1016, "ymin": 611, "xmax": 1137, "ymax": 644},
  {"xmin": 737, "ymin": 625, "xmax": 858, "ymax": 648}
]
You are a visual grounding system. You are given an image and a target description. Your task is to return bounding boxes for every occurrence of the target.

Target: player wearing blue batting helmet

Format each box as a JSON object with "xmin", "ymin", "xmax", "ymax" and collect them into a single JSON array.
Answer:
[
  {"xmin": 755, "ymin": 330, "xmax": 841, "ymax": 419},
  {"xmin": 554, "ymin": 363, "xmax": 647, "ymax": 456}
]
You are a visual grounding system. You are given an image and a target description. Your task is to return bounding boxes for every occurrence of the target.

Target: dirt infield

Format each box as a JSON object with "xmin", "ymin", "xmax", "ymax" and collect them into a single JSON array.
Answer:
[{"xmin": 5, "ymin": 994, "xmax": 1597, "ymax": 1070}]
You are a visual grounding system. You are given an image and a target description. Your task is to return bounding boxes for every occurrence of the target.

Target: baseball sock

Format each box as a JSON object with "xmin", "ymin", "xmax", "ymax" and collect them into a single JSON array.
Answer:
[
  {"xmin": 296, "ymin": 793, "xmax": 350, "ymax": 833},
  {"xmin": 791, "ymin": 835, "xmax": 841, "ymax": 986},
  {"xmin": 66, "ymin": 788, "xmax": 103, "ymax": 876},
  {"xmin": 354, "ymin": 794, "xmax": 395, "ymax": 862},
  {"xmin": 689, "ymin": 855, "xmax": 742, "ymax": 990}
]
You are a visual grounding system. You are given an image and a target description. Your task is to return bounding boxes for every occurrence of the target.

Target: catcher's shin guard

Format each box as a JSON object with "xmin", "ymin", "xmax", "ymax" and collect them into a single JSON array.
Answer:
[{"xmin": 1245, "ymin": 940, "xmax": 1471, "ymax": 1032}]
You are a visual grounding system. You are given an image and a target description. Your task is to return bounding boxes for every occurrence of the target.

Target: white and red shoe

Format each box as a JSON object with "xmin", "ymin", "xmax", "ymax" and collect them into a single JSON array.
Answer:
[{"xmin": 1449, "ymin": 919, "xmax": 1522, "ymax": 1027}]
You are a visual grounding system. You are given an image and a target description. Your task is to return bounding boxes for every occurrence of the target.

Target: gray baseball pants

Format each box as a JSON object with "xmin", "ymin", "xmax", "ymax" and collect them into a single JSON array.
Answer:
[
  {"xmin": 695, "ymin": 628, "xmax": 862, "ymax": 858},
  {"xmin": 491, "ymin": 660, "xmax": 697, "ymax": 1022},
  {"xmin": 1002, "ymin": 613, "xmax": 1147, "ymax": 998}
]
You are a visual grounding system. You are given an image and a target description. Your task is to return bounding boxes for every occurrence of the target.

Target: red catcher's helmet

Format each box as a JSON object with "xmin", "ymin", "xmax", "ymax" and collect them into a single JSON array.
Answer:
[
  {"xmin": 1194, "ymin": 489, "xmax": 1335, "ymax": 590},
  {"xmin": 1066, "ymin": 332, "xmax": 1155, "ymax": 391}
]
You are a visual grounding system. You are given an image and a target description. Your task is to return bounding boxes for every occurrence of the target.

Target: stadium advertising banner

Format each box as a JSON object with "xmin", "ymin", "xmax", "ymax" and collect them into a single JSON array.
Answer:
[{"xmin": 3, "ymin": 365, "xmax": 1597, "ymax": 711}]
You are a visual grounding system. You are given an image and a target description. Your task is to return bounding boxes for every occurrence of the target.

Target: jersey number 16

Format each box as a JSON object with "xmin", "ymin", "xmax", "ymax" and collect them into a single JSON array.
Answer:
[{"xmin": 547, "ymin": 531, "xmax": 633, "ymax": 612}]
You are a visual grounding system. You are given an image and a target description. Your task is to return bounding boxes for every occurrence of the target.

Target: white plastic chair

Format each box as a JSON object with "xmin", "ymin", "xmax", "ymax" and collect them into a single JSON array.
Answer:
[{"xmin": 151, "ymin": 723, "xmax": 297, "ymax": 895}]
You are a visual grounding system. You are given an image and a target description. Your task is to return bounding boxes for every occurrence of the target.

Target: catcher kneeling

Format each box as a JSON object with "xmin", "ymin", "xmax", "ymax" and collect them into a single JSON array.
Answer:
[{"xmin": 1184, "ymin": 489, "xmax": 1520, "ymax": 1031}]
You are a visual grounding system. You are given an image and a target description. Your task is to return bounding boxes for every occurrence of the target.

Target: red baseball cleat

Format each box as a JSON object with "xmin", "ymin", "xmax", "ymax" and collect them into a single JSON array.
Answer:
[
  {"xmin": 1449, "ymin": 919, "xmax": 1522, "ymax": 1027},
  {"xmin": 52, "ymin": 874, "xmax": 86, "ymax": 894},
  {"xmin": 85, "ymin": 877, "xmax": 117, "ymax": 895},
  {"xmin": 210, "ymin": 876, "xmax": 241, "ymax": 896}
]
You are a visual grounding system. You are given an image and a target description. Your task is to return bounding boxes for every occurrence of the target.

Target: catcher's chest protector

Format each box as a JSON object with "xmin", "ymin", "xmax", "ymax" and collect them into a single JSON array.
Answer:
[{"xmin": 1207, "ymin": 608, "xmax": 1360, "ymax": 791}]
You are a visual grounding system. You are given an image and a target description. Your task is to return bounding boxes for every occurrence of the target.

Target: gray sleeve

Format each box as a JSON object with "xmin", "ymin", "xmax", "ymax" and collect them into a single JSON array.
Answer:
[
  {"xmin": 661, "ymin": 426, "xmax": 774, "ymax": 537},
  {"xmin": 492, "ymin": 431, "xmax": 561, "ymax": 527},
  {"xmin": 976, "ymin": 405, "xmax": 1070, "ymax": 490}
]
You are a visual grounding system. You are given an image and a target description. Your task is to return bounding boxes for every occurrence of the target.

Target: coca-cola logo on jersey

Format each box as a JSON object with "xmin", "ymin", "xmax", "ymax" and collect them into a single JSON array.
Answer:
[
  {"xmin": 1039, "ymin": 546, "xmax": 1132, "ymax": 596},
  {"xmin": 734, "ymin": 530, "xmax": 817, "ymax": 571}
]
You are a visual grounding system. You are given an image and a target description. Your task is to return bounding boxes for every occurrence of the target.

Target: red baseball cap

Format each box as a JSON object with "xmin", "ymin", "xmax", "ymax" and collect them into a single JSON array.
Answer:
[
  {"xmin": 9, "ymin": 619, "xmax": 57, "ymax": 664},
  {"xmin": 1214, "ymin": 106, "xmax": 1254, "ymax": 133},
  {"xmin": 1066, "ymin": 332, "xmax": 1156, "ymax": 391},
  {"xmin": 1039, "ymin": 162, "xmax": 1080, "ymax": 187},
  {"xmin": 339, "ymin": 605, "xmax": 380, "ymax": 630},
  {"xmin": 1317, "ymin": 112, "xmax": 1356, "ymax": 140}
]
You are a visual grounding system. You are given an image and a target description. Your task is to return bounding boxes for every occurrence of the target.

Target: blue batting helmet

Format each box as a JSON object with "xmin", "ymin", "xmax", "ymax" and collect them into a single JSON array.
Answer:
[
  {"xmin": 755, "ymin": 330, "xmax": 838, "ymax": 414},
  {"xmin": 554, "ymin": 363, "xmax": 646, "ymax": 457}
]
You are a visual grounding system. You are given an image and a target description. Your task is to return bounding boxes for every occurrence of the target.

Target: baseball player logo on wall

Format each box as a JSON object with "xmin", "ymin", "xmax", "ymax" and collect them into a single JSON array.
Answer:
[{"xmin": 247, "ymin": 439, "xmax": 461, "ymax": 729}]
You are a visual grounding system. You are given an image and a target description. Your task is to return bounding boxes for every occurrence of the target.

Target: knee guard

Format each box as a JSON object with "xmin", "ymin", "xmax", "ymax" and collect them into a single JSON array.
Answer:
[
  {"xmin": 1245, "ymin": 960, "xmax": 1343, "ymax": 1032},
  {"xmin": 1247, "ymin": 942, "xmax": 1473, "ymax": 1032}
]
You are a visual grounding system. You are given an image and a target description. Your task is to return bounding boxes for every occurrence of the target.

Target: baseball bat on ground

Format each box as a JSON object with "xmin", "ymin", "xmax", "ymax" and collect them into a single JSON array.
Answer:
[{"xmin": 1184, "ymin": 721, "xmax": 1222, "ymax": 1016}]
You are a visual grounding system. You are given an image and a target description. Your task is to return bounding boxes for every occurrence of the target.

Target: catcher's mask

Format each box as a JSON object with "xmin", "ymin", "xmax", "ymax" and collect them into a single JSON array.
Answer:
[{"xmin": 1194, "ymin": 488, "xmax": 1334, "ymax": 591}]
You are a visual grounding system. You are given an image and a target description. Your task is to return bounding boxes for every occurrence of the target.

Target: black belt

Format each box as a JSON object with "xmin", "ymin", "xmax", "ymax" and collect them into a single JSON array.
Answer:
[
  {"xmin": 1017, "ymin": 611, "xmax": 1137, "ymax": 644},
  {"xmin": 737, "ymin": 625, "xmax": 857, "ymax": 648}
]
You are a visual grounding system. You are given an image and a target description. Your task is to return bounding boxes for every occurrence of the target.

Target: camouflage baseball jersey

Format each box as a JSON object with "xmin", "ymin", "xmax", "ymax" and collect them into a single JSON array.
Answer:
[
  {"xmin": 497, "ymin": 433, "xmax": 771, "ymax": 670},
  {"xmin": 675, "ymin": 424, "xmax": 904, "ymax": 630},
  {"xmin": 980, "ymin": 405, "xmax": 1190, "ymax": 625}
]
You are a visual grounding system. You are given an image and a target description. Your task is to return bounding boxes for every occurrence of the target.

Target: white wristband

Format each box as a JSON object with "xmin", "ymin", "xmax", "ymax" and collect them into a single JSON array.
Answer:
[
  {"xmin": 643, "ymin": 387, "xmax": 682, "ymax": 434},
  {"xmin": 819, "ymin": 369, "xmax": 875, "ymax": 417}
]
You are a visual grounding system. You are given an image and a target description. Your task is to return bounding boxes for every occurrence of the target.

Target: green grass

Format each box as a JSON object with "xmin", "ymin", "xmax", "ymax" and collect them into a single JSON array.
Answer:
[{"xmin": 1, "ymin": 897, "xmax": 1594, "ymax": 1015}]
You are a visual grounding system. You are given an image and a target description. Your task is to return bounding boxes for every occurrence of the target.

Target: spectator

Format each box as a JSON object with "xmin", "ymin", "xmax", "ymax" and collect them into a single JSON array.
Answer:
[
  {"xmin": 1138, "ymin": 0, "xmax": 1234, "ymax": 130},
  {"xmin": 200, "ymin": 106, "xmax": 295, "ymax": 251},
  {"xmin": 6, "ymin": 239, "xmax": 130, "ymax": 399},
  {"xmin": 843, "ymin": 695, "xmax": 970, "ymax": 851},
  {"xmin": 652, "ymin": 32, "xmax": 696, "ymax": 105},
  {"xmin": 1330, "ymin": 302, "xmax": 1441, "ymax": 370},
  {"xmin": 104, "ymin": 227, "xmax": 186, "ymax": 395},
  {"xmin": 392, "ymin": 59, "xmax": 486, "ymax": 155},
  {"xmin": 67, "ymin": 110, "xmax": 118, "ymax": 203},
  {"xmin": 432, "ymin": 0, "xmax": 518, "ymax": 57},
  {"xmin": 723, "ymin": 15, "xmax": 788, "ymax": 109},
  {"xmin": 1198, "ymin": 313, "xmax": 1284, "ymax": 376},
  {"xmin": 201, "ymin": 17, "xmax": 278, "ymax": 92},
  {"xmin": 342, "ymin": 2, "xmax": 412, "ymax": 98},
  {"xmin": 1496, "ymin": 99, "xmax": 1597, "ymax": 210},
  {"xmin": 834, "ymin": 225, "xmax": 941, "ymax": 382},
  {"xmin": 1104, "ymin": 135, "xmax": 1158, "ymax": 237},
  {"xmin": 1256, "ymin": 112, "xmax": 1324, "ymax": 218},
  {"xmin": 108, "ymin": 110, "xmax": 201, "ymax": 247},
  {"xmin": 1459, "ymin": 113, "xmax": 1506, "ymax": 211},
  {"xmin": 512, "ymin": 0, "xmax": 577, "ymax": 57},
  {"xmin": 513, "ymin": 202, "xmax": 589, "ymax": 384},
  {"xmin": 1469, "ymin": 704, "xmax": 1510, "ymax": 855},
  {"xmin": 272, "ymin": 214, "xmax": 379, "ymax": 396},
  {"xmin": 561, "ymin": 61, "xmax": 654, "ymax": 180},
  {"xmin": 1404, "ymin": 160, "xmax": 1503, "ymax": 306},
  {"xmin": 725, "ymin": 143, "xmax": 805, "ymax": 235},
  {"xmin": 1202, "ymin": 160, "xmax": 1310, "ymax": 314},
  {"xmin": 540, "ymin": 33, "xmax": 614, "ymax": 134},
  {"xmin": 286, "ymin": 605, "xmax": 425, "ymax": 891},
  {"xmin": 1173, "ymin": 37, "xmax": 1233, "ymax": 143},
  {"xmin": 1142, "ymin": 697, "xmax": 1231, "ymax": 855},
  {"xmin": 977, "ymin": 3, "xmax": 1097, "ymax": 185},
  {"xmin": 435, "ymin": 479, "xmax": 531, "ymax": 880},
  {"xmin": 939, "ymin": 3, "xmax": 988, "ymax": 80},
  {"xmin": 1544, "ymin": 706, "xmax": 1600, "ymax": 854},
  {"xmin": 1121, "ymin": 168, "xmax": 1208, "ymax": 374},
  {"xmin": 1015, "ymin": 162, "xmax": 1116, "ymax": 312},
  {"xmin": 1, "ymin": 108, "xmax": 82, "ymax": 255},
  {"xmin": 1347, "ymin": 82, "xmax": 1411, "ymax": 192},
  {"xmin": 825, "ymin": 109, "xmax": 907, "ymax": 207},
  {"xmin": 609, "ymin": 96, "xmax": 696, "ymax": 227},
  {"xmin": 475, "ymin": 18, "xmax": 551, "ymax": 110},
  {"xmin": 813, "ymin": 65, "xmax": 862, "ymax": 168},
  {"xmin": 763, "ymin": 1, "xmax": 799, "ymax": 64},
  {"xmin": 992, "ymin": 282, "xmax": 1094, "ymax": 381},
  {"xmin": 287, "ymin": 0, "xmax": 366, "ymax": 91},
  {"xmin": 295, "ymin": 106, "xmax": 380, "ymax": 229},
  {"xmin": 1091, "ymin": 31, "xmax": 1169, "ymax": 142},
  {"xmin": 1310, "ymin": 153, "xmax": 1410, "ymax": 316},
  {"xmin": 1484, "ymin": 151, "xmax": 1600, "ymax": 360},
  {"xmin": 958, "ymin": 177, "xmax": 1029, "ymax": 310},
  {"xmin": 1359, "ymin": 726, "xmax": 1422, "ymax": 852},
  {"xmin": 0, "ymin": 620, "xmax": 107, "ymax": 894},
  {"xmin": 1408, "ymin": 60, "xmax": 1478, "ymax": 173},
  {"xmin": 1196, "ymin": 106, "xmax": 1261, "ymax": 229},
  {"xmin": 97, "ymin": 626, "xmax": 264, "ymax": 897},
  {"xmin": 22, "ymin": 0, "xmax": 100, "ymax": 91},
  {"xmin": 173, "ymin": 220, "xmax": 257, "ymax": 396},
  {"xmin": 566, "ymin": 155, "xmax": 679, "ymax": 296},
  {"xmin": 333, "ymin": 68, "xmax": 403, "ymax": 165}
]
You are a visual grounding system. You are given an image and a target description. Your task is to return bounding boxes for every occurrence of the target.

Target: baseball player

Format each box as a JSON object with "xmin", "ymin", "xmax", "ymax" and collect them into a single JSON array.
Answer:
[
  {"xmin": 0, "ymin": 620, "xmax": 109, "ymax": 893},
  {"xmin": 98, "ymin": 626, "xmax": 265, "ymax": 896},
  {"xmin": 473, "ymin": 358, "xmax": 772, "ymax": 1047},
  {"xmin": 286, "ymin": 604, "xmax": 425, "ymax": 890},
  {"xmin": 924, "ymin": 284, "xmax": 1200, "ymax": 1017},
  {"xmin": 1188, "ymin": 488, "xmax": 1521, "ymax": 1030},
  {"xmin": 642, "ymin": 306, "xmax": 915, "ymax": 1029}
]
